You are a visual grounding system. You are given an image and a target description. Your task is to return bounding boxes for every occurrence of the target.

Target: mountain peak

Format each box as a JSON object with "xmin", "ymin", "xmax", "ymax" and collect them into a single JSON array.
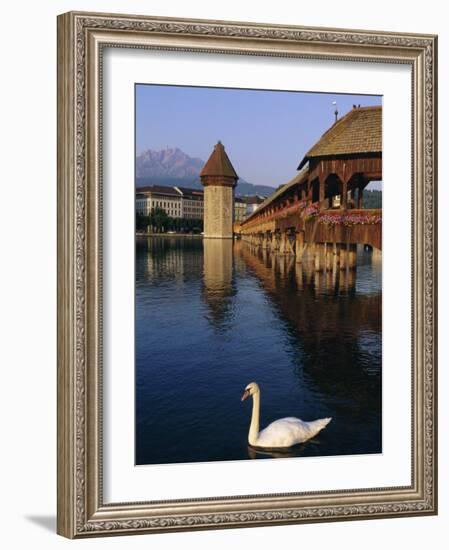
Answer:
[{"xmin": 136, "ymin": 147, "xmax": 204, "ymax": 179}]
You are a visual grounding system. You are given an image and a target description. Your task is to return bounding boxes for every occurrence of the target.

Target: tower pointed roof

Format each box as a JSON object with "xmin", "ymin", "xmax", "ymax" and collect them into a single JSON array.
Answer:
[{"xmin": 200, "ymin": 142, "xmax": 238, "ymax": 179}]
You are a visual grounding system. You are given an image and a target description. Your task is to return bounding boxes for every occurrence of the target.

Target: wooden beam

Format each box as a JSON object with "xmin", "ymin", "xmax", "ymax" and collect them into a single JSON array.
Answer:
[
  {"xmin": 357, "ymin": 186, "xmax": 364, "ymax": 208},
  {"xmin": 341, "ymin": 178, "xmax": 348, "ymax": 209}
]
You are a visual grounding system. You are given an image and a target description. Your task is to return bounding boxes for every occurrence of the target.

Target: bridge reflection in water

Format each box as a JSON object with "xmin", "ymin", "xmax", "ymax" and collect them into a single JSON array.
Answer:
[{"xmin": 136, "ymin": 236, "xmax": 381, "ymax": 466}]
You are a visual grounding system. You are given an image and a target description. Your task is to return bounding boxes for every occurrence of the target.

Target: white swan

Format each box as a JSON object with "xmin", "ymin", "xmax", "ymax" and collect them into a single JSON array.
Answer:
[{"xmin": 241, "ymin": 382, "xmax": 332, "ymax": 449}]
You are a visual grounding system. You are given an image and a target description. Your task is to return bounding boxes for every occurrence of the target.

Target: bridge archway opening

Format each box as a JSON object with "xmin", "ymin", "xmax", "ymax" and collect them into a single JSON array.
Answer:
[
  {"xmin": 346, "ymin": 173, "xmax": 368, "ymax": 209},
  {"xmin": 325, "ymin": 174, "xmax": 342, "ymax": 208}
]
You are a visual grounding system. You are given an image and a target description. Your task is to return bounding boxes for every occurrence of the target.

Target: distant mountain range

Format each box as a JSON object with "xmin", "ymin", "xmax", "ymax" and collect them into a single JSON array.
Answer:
[
  {"xmin": 136, "ymin": 147, "xmax": 277, "ymax": 197},
  {"xmin": 136, "ymin": 147, "xmax": 204, "ymax": 179}
]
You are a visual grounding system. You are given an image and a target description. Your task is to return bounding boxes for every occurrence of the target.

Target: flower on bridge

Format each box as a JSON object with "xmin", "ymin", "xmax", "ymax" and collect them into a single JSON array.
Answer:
[
  {"xmin": 303, "ymin": 203, "xmax": 319, "ymax": 220},
  {"xmin": 317, "ymin": 212, "xmax": 382, "ymax": 226}
]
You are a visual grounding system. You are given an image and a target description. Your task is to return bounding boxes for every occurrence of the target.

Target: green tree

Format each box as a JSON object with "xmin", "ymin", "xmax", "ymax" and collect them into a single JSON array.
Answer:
[
  {"xmin": 362, "ymin": 189, "xmax": 382, "ymax": 209},
  {"xmin": 136, "ymin": 211, "xmax": 148, "ymax": 231},
  {"xmin": 152, "ymin": 207, "xmax": 169, "ymax": 233}
]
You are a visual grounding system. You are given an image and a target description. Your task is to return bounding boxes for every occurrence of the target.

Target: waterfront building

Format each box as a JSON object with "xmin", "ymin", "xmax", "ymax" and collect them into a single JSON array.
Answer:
[
  {"xmin": 135, "ymin": 185, "xmax": 183, "ymax": 218},
  {"xmin": 241, "ymin": 195, "xmax": 266, "ymax": 217},
  {"xmin": 174, "ymin": 186, "xmax": 204, "ymax": 219},
  {"xmin": 200, "ymin": 142, "xmax": 239, "ymax": 239},
  {"xmin": 136, "ymin": 192, "xmax": 150, "ymax": 215},
  {"xmin": 234, "ymin": 197, "xmax": 247, "ymax": 223}
]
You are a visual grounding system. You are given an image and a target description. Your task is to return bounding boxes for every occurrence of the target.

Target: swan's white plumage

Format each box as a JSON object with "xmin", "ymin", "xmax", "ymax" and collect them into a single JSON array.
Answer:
[
  {"xmin": 256, "ymin": 416, "xmax": 332, "ymax": 448},
  {"xmin": 241, "ymin": 382, "xmax": 332, "ymax": 449}
]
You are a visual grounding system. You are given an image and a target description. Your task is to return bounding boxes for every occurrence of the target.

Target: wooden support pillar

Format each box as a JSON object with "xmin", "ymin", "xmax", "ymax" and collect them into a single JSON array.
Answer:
[
  {"xmin": 305, "ymin": 244, "xmax": 312, "ymax": 266},
  {"xmin": 341, "ymin": 179, "xmax": 348, "ymax": 209},
  {"xmin": 357, "ymin": 186, "xmax": 364, "ymax": 209},
  {"xmin": 278, "ymin": 233, "xmax": 284, "ymax": 254},
  {"xmin": 331, "ymin": 244, "xmax": 339, "ymax": 288},
  {"xmin": 286, "ymin": 255, "xmax": 295, "ymax": 273},
  {"xmin": 314, "ymin": 243, "xmax": 324, "ymax": 272},
  {"xmin": 340, "ymin": 242, "xmax": 349, "ymax": 270},
  {"xmin": 347, "ymin": 265, "xmax": 356, "ymax": 290},
  {"xmin": 295, "ymin": 232, "xmax": 304, "ymax": 262},
  {"xmin": 283, "ymin": 232, "xmax": 290, "ymax": 255},
  {"xmin": 348, "ymin": 243, "xmax": 357, "ymax": 269},
  {"xmin": 325, "ymin": 243, "xmax": 332, "ymax": 271},
  {"xmin": 262, "ymin": 247, "xmax": 268, "ymax": 263},
  {"xmin": 333, "ymin": 242, "xmax": 341, "ymax": 271},
  {"xmin": 325, "ymin": 257, "xmax": 333, "ymax": 289},
  {"xmin": 348, "ymin": 189, "xmax": 354, "ymax": 209},
  {"xmin": 278, "ymin": 253, "xmax": 286, "ymax": 276},
  {"xmin": 287, "ymin": 234, "xmax": 295, "ymax": 255},
  {"xmin": 340, "ymin": 266, "xmax": 349, "ymax": 293},
  {"xmin": 279, "ymin": 232, "xmax": 287, "ymax": 255},
  {"xmin": 319, "ymin": 176, "xmax": 325, "ymax": 203}
]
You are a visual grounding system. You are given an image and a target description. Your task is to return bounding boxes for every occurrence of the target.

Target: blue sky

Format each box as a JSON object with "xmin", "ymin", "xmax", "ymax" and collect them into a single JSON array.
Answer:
[{"xmin": 136, "ymin": 84, "xmax": 382, "ymax": 189}]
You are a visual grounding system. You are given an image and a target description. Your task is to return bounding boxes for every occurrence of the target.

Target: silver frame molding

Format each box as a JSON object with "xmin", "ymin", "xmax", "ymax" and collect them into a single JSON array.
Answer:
[{"xmin": 57, "ymin": 11, "xmax": 438, "ymax": 538}]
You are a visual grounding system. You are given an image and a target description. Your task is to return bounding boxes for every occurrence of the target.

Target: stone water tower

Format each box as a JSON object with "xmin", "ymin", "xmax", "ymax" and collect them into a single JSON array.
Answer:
[{"xmin": 200, "ymin": 142, "xmax": 238, "ymax": 239}]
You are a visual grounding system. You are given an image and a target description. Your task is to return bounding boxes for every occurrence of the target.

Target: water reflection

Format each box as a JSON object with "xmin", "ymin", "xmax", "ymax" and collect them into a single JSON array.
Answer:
[
  {"xmin": 202, "ymin": 239, "xmax": 236, "ymax": 329},
  {"xmin": 135, "ymin": 236, "xmax": 382, "ymax": 465},
  {"xmin": 247, "ymin": 437, "xmax": 323, "ymax": 459},
  {"xmin": 237, "ymin": 240, "xmax": 381, "ymax": 405}
]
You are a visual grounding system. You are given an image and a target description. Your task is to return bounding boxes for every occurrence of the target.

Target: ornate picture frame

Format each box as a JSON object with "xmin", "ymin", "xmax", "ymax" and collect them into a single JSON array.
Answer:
[{"xmin": 57, "ymin": 11, "xmax": 437, "ymax": 538}]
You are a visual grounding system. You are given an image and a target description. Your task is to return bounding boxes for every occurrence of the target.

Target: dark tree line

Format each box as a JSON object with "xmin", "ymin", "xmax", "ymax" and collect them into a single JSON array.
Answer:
[
  {"xmin": 361, "ymin": 189, "xmax": 382, "ymax": 209},
  {"xmin": 136, "ymin": 207, "xmax": 203, "ymax": 233}
]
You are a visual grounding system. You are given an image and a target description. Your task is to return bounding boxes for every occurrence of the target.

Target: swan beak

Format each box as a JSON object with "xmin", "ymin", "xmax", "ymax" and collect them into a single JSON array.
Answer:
[{"xmin": 241, "ymin": 390, "xmax": 250, "ymax": 402}]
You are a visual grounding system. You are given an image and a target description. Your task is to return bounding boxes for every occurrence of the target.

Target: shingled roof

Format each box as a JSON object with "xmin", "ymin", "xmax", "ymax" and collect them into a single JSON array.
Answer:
[
  {"xmin": 136, "ymin": 185, "xmax": 181, "ymax": 196},
  {"xmin": 200, "ymin": 142, "xmax": 238, "ymax": 179},
  {"xmin": 298, "ymin": 105, "xmax": 382, "ymax": 169}
]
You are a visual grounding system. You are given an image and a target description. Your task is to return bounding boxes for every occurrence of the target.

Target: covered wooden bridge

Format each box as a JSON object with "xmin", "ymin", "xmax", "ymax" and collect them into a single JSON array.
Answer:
[{"xmin": 236, "ymin": 105, "xmax": 382, "ymax": 270}]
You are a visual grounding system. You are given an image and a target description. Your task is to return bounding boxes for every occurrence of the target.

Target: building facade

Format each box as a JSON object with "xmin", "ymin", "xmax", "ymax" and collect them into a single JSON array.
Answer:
[
  {"xmin": 136, "ymin": 185, "xmax": 183, "ymax": 218},
  {"xmin": 234, "ymin": 197, "xmax": 247, "ymax": 223},
  {"xmin": 242, "ymin": 195, "xmax": 266, "ymax": 217},
  {"xmin": 174, "ymin": 187, "xmax": 204, "ymax": 219}
]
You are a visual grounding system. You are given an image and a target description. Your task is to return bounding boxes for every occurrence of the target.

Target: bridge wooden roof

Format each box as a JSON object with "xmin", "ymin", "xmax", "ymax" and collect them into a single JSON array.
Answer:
[
  {"xmin": 298, "ymin": 106, "xmax": 382, "ymax": 169},
  {"xmin": 200, "ymin": 141, "xmax": 238, "ymax": 179},
  {"xmin": 243, "ymin": 165, "xmax": 309, "ymax": 224}
]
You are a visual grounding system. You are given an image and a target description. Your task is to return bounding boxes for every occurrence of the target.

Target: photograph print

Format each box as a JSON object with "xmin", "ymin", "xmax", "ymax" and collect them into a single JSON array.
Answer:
[{"xmin": 135, "ymin": 84, "xmax": 382, "ymax": 466}]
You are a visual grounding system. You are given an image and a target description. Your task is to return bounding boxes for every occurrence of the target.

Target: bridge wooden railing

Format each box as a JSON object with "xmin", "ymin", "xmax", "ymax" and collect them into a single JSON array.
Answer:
[{"xmin": 236, "ymin": 204, "xmax": 382, "ymax": 251}]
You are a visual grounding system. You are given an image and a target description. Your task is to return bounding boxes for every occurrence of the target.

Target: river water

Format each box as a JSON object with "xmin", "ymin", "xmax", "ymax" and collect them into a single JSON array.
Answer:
[{"xmin": 135, "ymin": 236, "xmax": 382, "ymax": 465}]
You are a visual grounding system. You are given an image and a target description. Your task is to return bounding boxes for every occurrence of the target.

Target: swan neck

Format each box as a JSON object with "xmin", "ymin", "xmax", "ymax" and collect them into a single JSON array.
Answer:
[{"xmin": 248, "ymin": 392, "xmax": 260, "ymax": 446}]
